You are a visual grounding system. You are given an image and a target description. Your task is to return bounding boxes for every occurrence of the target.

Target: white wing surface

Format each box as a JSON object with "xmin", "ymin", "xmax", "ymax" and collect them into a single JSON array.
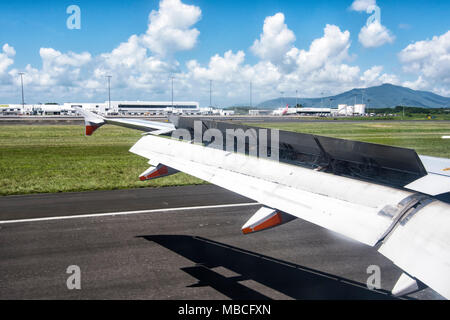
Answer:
[{"xmin": 129, "ymin": 134, "xmax": 450, "ymax": 299}]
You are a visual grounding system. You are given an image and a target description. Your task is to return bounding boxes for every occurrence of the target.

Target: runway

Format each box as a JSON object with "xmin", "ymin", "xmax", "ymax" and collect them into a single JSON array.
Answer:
[{"xmin": 0, "ymin": 185, "xmax": 442, "ymax": 300}]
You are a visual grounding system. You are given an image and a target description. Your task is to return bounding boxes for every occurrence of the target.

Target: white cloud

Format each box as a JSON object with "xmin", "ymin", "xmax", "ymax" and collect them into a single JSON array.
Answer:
[
  {"xmin": 4, "ymin": 0, "xmax": 197, "ymax": 101},
  {"xmin": 89, "ymin": 0, "xmax": 200, "ymax": 93},
  {"xmin": 185, "ymin": 22, "xmax": 395, "ymax": 103},
  {"xmin": 358, "ymin": 21, "xmax": 395, "ymax": 48},
  {"xmin": 35, "ymin": 48, "xmax": 92, "ymax": 87},
  {"xmin": 351, "ymin": 0, "xmax": 395, "ymax": 48},
  {"xmin": 285, "ymin": 24, "xmax": 351, "ymax": 73},
  {"xmin": 2, "ymin": 44, "xmax": 16, "ymax": 57},
  {"xmin": 185, "ymin": 53, "xmax": 283, "ymax": 104},
  {"xmin": 100, "ymin": 35, "xmax": 147, "ymax": 69},
  {"xmin": 0, "ymin": 44, "xmax": 15, "ymax": 75},
  {"xmin": 40, "ymin": 48, "xmax": 91, "ymax": 68},
  {"xmin": 397, "ymin": 30, "xmax": 450, "ymax": 96},
  {"xmin": 350, "ymin": 0, "xmax": 376, "ymax": 12},
  {"xmin": 251, "ymin": 13, "xmax": 295, "ymax": 64},
  {"xmin": 187, "ymin": 50, "xmax": 246, "ymax": 82},
  {"xmin": 184, "ymin": 22, "xmax": 361, "ymax": 103},
  {"xmin": 96, "ymin": 34, "xmax": 174, "ymax": 91},
  {"xmin": 399, "ymin": 30, "xmax": 450, "ymax": 83},
  {"xmin": 361, "ymin": 65, "xmax": 399, "ymax": 86},
  {"xmin": 402, "ymin": 76, "xmax": 429, "ymax": 91},
  {"xmin": 141, "ymin": 0, "xmax": 201, "ymax": 57}
]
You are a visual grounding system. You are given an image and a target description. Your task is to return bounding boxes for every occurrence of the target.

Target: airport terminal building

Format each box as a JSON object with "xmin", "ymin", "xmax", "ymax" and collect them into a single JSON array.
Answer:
[
  {"xmin": 0, "ymin": 101, "xmax": 200, "ymax": 116},
  {"xmin": 65, "ymin": 101, "xmax": 200, "ymax": 115}
]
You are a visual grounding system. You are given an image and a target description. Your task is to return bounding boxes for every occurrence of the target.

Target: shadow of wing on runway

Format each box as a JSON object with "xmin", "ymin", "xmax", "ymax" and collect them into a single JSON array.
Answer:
[
  {"xmin": 137, "ymin": 234, "xmax": 399, "ymax": 300},
  {"xmin": 182, "ymin": 264, "xmax": 272, "ymax": 300}
]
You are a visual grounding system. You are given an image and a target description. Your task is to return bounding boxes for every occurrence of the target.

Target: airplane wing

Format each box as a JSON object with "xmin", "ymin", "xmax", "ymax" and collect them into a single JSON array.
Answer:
[
  {"xmin": 78, "ymin": 110, "xmax": 450, "ymax": 299},
  {"xmin": 75, "ymin": 107, "xmax": 175, "ymax": 135}
]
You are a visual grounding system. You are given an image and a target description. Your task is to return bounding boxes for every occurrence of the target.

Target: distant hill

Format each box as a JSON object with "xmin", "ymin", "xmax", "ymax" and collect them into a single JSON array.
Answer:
[{"xmin": 257, "ymin": 84, "xmax": 450, "ymax": 109}]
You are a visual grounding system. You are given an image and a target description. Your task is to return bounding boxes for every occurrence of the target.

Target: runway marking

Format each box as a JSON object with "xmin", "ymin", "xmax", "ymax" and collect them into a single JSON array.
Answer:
[{"xmin": 0, "ymin": 202, "xmax": 259, "ymax": 225}]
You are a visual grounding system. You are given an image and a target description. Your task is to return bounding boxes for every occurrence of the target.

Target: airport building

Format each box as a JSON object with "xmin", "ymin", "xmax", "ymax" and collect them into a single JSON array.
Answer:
[
  {"xmin": 0, "ymin": 103, "xmax": 74, "ymax": 115},
  {"xmin": 296, "ymin": 107, "xmax": 332, "ymax": 115},
  {"xmin": 1, "ymin": 101, "xmax": 201, "ymax": 116},
  {"xmin": 296, "ymin": 104, "xmax": 366, "ymax": 116},
  {"xmin": 64, "ymin": 101, "xmax": 200, "ymax": 115},
  {"xmin": 249, "ymin": 110, "xmax": 273, "ymax": 116},
  {"xmin": 0, "ymin": 104, "xmax": 22, "ymax": 115},
  {"xmin": 336, "ymin": 104, "xmax": 366, "ymax": 116},
  {"xmin": 112, "ymin": 101, "xmax": 200, "ymax": 115}
]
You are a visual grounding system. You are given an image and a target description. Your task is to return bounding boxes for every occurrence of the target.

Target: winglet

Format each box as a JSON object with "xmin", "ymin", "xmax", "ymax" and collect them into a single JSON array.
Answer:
[{"xmin": 75, "ymin": 107, "xmax": 105, "ymax": 136}]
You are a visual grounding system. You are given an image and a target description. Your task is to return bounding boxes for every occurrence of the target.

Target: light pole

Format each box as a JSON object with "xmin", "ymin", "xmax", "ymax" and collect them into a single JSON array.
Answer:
[
  {"xmin": 171, "ymin": 76, "xmax": 174, "ymax": 109},
  {"xmin": 106, "ymin": 75, "xmax": 112, "ymax": 111},
  {"xmin": 209, "ymin": 80, "xmax": 212, "ymax": 107},
  {"xmin": 296, "ymin": 90, "xmax": 298, "ymax": 108},
  {"xmin": 18, "ymin": 72, "xmax": 25, "ymax": 110},
  {"xmin": 250, "ymin": 81, "xmax": 252, "ymax": 108}
]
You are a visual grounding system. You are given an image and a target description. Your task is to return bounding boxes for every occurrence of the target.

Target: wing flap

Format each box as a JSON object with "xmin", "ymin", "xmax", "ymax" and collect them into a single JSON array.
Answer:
[
  {"xmin": 379, "ymin": 200, "xmax": 450, "ymax": 299},
  {"xmin": 405, "ymin": 174, "xmax": 450, "ymax": 196},
  {"xmin": 419, "ymin": 155, "xmax": 450, "ymax": 177}
]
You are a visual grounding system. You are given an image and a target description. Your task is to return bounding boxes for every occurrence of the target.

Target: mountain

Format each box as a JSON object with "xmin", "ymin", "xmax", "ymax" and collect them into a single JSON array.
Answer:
[{"xmin": 257, "ymin": 84, "xmax": 450, "ymax": 109}]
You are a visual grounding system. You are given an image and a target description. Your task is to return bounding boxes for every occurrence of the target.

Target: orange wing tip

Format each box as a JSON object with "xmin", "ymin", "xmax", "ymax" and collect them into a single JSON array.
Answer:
[{"xmin": 85, "ymin": 125, "xmax": 101, "ymax": 136}]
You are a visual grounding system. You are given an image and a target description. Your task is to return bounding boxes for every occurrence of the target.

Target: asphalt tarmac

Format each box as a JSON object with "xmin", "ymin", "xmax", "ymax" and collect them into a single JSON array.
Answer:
[{"xmin": 0, "ymin": 185, "xmax": 443, "ymax": 300}]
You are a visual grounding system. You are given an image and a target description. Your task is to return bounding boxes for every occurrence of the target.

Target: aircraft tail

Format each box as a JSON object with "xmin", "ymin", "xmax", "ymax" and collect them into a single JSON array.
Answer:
[{"xmin": 75, "ymin": 107, "xmax": 105, "ymax": 136}]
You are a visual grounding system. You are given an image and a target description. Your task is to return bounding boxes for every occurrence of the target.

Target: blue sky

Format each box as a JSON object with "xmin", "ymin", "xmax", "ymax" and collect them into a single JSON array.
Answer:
[{"xmin": 0, "ymin": 0, "xmax": 449, "ymax": 106}]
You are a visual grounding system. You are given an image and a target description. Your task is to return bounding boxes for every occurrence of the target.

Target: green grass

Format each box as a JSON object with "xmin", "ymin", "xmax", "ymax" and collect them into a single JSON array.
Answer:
[
  {"xmin": 294, "ymin": 113, "xmax": 450, "ymax": 121},
  {"xmin": 248, "ymin": 121, "xmax": 450, "ymax": 158},
  {"xmin": 1, "ymin": 121, "xmax": 449, "ymax": 196},
  {"xmin": 0, "ymin": 125, "xmax": 204, "ymax": 196},
  {"xmin": 400, "ymin": 113, "xmax": 450, "ymax": 120}
]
